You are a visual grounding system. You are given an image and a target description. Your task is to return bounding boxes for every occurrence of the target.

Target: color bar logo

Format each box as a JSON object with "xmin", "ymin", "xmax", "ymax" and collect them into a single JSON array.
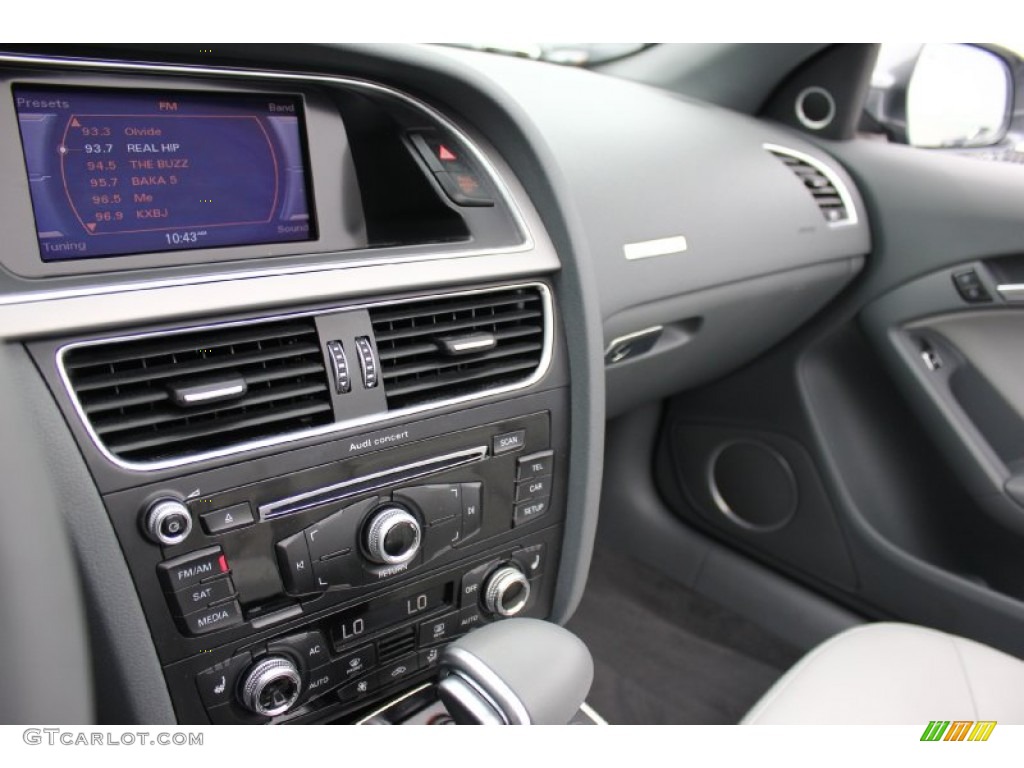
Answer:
[{"xmin": 921, "ymin": 721, "xmax": 997, "ymax": 742}]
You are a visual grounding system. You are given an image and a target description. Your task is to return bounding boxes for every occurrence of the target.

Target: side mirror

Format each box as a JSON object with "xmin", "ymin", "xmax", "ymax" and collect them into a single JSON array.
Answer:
[{"xmin": 866, "ymin": 43, "xmax": 1015, "ymax": 149}]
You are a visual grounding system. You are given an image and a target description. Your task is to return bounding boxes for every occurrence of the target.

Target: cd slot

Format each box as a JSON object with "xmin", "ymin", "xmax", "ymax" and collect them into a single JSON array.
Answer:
[{"xmin": 258, "ymin": 446, "xmax": 488, "ymax": 521}]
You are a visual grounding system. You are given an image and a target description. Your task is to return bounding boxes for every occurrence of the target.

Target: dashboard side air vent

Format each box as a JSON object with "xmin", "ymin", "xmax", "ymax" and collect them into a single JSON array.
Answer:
[
  {"xmin": 369, "ymin": 286, "xmax": 548, "ymax": 411},
  {"xmin": 765, "ymin": 143, "xmax": 857, "ymax": 225},
  {"xmin": 62, "ymin": 317, "xmax": 332, "ymax": 465}
]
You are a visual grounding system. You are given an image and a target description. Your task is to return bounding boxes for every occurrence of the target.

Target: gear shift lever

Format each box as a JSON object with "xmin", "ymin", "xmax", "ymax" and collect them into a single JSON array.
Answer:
[{"xmin": 438, "ymin": 617, "xmax": 593, "ymax": 724}]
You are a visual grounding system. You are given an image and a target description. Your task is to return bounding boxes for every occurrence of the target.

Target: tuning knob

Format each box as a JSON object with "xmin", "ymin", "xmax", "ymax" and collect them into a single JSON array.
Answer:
[
  {"xmin": 239, "ymin": 657, "xmax": 303, "ymax": 717},
  {"xmin": 364, "ymin": 506, "xmax": 422, "ymax": 565},
  {"xmin": 483, "ymin": 565, "xmax": 531, "ymax": 617},
  {"xmin": 143, "ymin": 498, "xmax": 193, "ymax": 546}
]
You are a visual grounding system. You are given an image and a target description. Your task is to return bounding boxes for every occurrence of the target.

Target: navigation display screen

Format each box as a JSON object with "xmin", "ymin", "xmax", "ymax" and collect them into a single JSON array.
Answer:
[{"xmin": 13, "ymin": 87, "xmax": 317, "ymax": 261}]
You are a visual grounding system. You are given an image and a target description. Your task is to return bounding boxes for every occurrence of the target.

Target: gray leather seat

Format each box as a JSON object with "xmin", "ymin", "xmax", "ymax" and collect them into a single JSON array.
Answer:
[{"xmin": 743, "ymin": 622, "xmax": 1024, "ymax": 724}]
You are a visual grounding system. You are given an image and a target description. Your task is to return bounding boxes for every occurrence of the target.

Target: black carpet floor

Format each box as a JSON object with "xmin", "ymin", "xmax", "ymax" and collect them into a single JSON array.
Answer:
[{"xmin": 565, "ymin": 547, "xmax": 803, "ymax": 724}]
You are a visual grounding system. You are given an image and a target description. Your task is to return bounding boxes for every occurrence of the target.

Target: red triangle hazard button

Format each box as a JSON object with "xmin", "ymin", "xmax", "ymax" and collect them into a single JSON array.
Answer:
[{"xmin": 438, "ymin": 145, "xmax": 457, "ymax": 162}]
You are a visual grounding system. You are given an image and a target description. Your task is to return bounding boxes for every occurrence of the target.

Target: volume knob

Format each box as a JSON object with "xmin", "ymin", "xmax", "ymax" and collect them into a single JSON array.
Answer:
[
  {"xmin": 364, "ymin": 506, "xmax": 422, "ymax": 565},
  {"xmin": 483, "ymin": 565, "xmax": 531, "ymax": 617},
  {"xmin": 143, "ymin": 498, "xmax": 193, "ymax": 546}
]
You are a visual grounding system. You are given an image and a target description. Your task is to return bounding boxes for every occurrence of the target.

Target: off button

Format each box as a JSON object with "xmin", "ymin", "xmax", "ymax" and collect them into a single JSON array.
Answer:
[{"xmin": 492, "ymin": 430, "xmax": 526, "ymax": 455}]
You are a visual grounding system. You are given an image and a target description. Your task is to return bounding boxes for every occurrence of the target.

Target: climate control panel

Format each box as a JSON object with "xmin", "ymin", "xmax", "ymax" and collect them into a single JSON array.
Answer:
[{"xmin": 174, "ymin": 529, "xmax": 557, "ymax": 724}]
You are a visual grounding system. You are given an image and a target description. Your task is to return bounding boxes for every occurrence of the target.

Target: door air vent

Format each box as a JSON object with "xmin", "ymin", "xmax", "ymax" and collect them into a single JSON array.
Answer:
[
  {"xmin": 62, "ymin": 317, "xmax": 332, "ymax": 464},
  {"xmin": 370, "ymin": 286, "xmax": 548, "ymax": 411},
  {"xmin": 765, "ymin": 144, "xmax": 857, "ymax": 225}
]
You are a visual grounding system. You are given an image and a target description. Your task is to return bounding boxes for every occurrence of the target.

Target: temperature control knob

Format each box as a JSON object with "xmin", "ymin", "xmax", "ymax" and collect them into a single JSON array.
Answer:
[
  {"xmin": 364, "ymin": 506, "xmax": 422, "ymax": 566},
  {"xmin": 143, "ymin": 498, "xmax": 193, "ymax": 546},
  {"xmin": 239, "ymin": 657, "xmax": 302, "ymax": 717},
  {"xmin": 483, "ymin": 565, "xmax": 531, "ymax": 617}
]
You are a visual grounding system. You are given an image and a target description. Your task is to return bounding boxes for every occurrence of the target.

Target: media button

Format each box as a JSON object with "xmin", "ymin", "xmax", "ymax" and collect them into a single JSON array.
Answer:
[{"xmin": 180, "ymin": 599, "xmax": 243, "ymax": 636}]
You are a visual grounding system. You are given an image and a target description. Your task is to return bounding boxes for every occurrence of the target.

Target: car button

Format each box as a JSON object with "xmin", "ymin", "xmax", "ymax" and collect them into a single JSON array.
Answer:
[{"xmin": 515, "ymin": 475, "xmax": 552, "ymax": 503}]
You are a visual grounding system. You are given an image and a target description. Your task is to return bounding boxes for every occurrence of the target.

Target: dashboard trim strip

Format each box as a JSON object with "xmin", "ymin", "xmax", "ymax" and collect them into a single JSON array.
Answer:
[
  {"xmin": 623, "ymin": 235, "xmax": 688, "ymax": 261},
  {"xmin": 0, "ymin": 52, "xmax": 537, "ymax": 308},
  {"xmin": 54, "ymin": 282, "xmax": 555, "ymax": 473}
]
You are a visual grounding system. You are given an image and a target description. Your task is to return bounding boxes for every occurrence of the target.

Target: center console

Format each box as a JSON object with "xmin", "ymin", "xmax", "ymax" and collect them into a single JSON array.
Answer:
[{"xmin": 3, "ymin": 53, "xmax": 579, "ymax": 725}]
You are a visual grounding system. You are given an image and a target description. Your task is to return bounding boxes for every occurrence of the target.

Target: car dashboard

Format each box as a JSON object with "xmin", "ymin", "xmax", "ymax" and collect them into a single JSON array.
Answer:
[{"xmin": 0, "ymin": 44, "xmax": 870, "ymax": 724}]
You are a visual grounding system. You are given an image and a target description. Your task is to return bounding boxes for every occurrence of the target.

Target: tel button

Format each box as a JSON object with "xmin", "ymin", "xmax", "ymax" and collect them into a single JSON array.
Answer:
[{"xmin": 517, "ymin": 450, "xmax": 554, "ymax": 481}]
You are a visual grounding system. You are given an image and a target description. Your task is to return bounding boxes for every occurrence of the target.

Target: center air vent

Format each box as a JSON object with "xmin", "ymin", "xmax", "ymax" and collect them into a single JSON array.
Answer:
[
  {"xmin": 370, "ymin": 286, "xmax": 548, "ymax": 411},
  {"xmin": 766, "ymin": 144, "xmax": 856, "ymax": 225},
  {"xmin": 62, "ymin": 317, "xmax": 332, "ymax": 465}
]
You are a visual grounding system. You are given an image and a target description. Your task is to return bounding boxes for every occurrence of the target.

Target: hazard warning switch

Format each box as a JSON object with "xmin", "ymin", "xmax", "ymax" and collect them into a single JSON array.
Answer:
[{"xmin": 199, "ymin": 501, "xmax": 255, "ymax": 534}]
